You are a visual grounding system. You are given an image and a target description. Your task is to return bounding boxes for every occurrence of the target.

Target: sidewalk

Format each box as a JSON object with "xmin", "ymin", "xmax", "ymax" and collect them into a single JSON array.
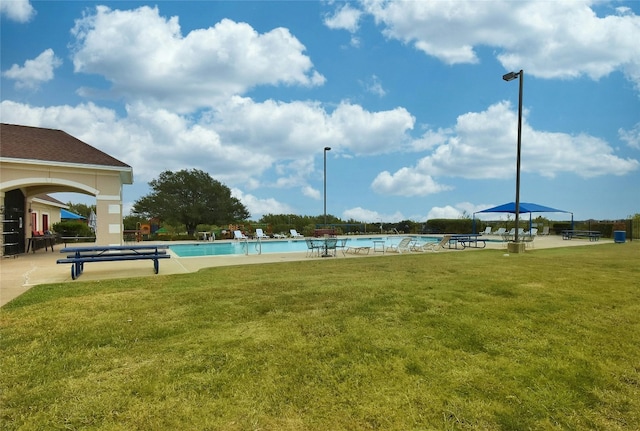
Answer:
[{"xmin": 0, "ymin": 235, "xmax": 610, "ymax": 307}]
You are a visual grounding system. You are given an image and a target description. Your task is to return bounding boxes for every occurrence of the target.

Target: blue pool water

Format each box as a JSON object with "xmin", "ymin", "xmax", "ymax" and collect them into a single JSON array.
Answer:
[{"xmin": 169, "ymin": 236, "xmax": 439, "ymax": 257}]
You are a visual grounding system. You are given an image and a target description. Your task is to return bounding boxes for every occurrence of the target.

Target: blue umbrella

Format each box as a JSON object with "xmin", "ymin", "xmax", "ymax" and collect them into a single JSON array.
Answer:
[
  {"xmin": 61, "ymin": 209, "xmax": 86, "ymax": 220},
  {"xmin": 473, "ymin": 202, "xmax": 573, "ymax": 233}
]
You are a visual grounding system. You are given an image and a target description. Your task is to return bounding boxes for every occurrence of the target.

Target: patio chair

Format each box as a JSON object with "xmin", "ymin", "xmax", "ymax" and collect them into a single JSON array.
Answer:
[
  {"xmin": 481, "ymin": 226, "xmax": 492, "ymax": 235},
  {"xmin": 494, "ymin": 227, "xmax": 507, "ymax": 236},
  {"xmin": 323, "ymin": 238, "xmax": 338, "ymax": 257},
  {"xmin": 233, "ymin": 230, "xmax": 247, "ymax": 240},
  {"xmin": 305, "ymin": 238, "xmax": 321, "ymax": 257}
]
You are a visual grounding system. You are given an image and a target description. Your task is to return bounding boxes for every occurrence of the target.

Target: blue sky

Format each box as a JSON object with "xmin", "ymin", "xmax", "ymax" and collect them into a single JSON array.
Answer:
[{"xmin": 2, "ymin": 0, "xmax": 639, "ymax": 222}]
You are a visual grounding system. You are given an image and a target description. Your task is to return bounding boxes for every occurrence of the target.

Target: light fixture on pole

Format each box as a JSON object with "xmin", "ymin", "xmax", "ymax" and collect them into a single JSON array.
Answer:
[
  {"xmin": 323, "ymin": 147, "xmax": 331, "ymax": 227},
  {"xmin": 503, "ymin": 69, "xmax": 524, "ymax": 252}
]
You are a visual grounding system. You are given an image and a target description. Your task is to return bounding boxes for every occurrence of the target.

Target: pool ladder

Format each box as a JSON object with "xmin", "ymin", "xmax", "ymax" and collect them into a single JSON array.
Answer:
[{"xmin": 240, "ymin": 237, "xmax": 262, "ymax": 255}]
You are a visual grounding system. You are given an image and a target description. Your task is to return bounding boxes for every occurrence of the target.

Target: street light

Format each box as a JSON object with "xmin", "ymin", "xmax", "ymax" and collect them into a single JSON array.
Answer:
[
  {"xmin": 503, "ymin": 69, "xmax": 523, "ymax": 249},
  {"xmin": 323, "ymin": 146, "xmax": 331, "ymax": 227}
]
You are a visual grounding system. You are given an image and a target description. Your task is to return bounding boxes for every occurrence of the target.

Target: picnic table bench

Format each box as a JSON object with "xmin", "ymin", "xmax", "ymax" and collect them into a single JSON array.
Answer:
[
  {"xmin": 449, "ymin": 234, "xmax": 486, "ymax": 250},
  {"xmin": 562, "ymin": 230, "xmax": 601, "ymax": 241},
  {"xmin": 57, "ymin": 245, "xmax": 170, "ymax": 280}
]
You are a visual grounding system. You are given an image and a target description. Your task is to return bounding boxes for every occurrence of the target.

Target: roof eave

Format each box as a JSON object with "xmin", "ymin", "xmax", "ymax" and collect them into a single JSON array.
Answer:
[{"xmin": 1, "ymin": 157, "xmax": 133, "ymax": 185}]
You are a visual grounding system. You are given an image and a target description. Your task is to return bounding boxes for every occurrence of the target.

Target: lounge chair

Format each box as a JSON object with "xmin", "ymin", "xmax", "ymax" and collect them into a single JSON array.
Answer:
[
  {"xmin": 386, "ymin": 237, "xmax": 414, "ymax": 253},
  {"xmin": 255, "ymin": 228, "xmax": 269, "ymax": 239},
  {"xmin": 336, "ymin": 238, "xmax": 349, "ymax": 256},
  {"xmin": 494, "ymin": 227, "xmax": 506, "ymax": 236},
  {"xmin": 522, "ymin": 228, "xmax": 538, "ymax": 248},
  {"xmin": 273, "ymin": 233, "xmax": 286, "ymax": 239},
  {"xmin": 233, "ymin": 230, "xmax": 247, "ymax": 240},
  {"xmin": 414, "ymin": 234, "xmax": 452, "ymax": 252},
  {"xmin": 290, "ymin": 229, "xmax": 304, "ymax": 238},
  {"xmin": 503, "ymin": 228, "xmax": 524, "ymax": 241},
  {"xmin": 481, "ymin": 226, "xmax": 492, "ymax": 235},
  {"xmin": 540, "ymin": 226, "xmax": 550, "ymax": 236}
]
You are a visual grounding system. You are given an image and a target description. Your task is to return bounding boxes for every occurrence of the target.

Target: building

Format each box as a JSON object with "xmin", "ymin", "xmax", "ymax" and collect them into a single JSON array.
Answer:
[{"xmin": 1, "ymin": 123, "xmax": 133, "ymax": 256}]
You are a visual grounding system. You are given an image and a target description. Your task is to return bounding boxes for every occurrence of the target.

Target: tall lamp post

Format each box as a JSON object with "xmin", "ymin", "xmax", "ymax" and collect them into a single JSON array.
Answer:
[
  {"xmin": 323, "ymin": 146, "xmax": 331, "ymax": 227},
  {"xmin": 502, "ymin": 70, "xmax": 524, "ymax": 252}
]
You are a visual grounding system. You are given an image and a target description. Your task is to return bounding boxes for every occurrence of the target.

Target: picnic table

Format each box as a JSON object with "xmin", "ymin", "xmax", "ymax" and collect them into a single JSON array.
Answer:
[
  {"xmin": 448, "ymin": 234, "xmax": 486, "ymax": 250},
  {"xmin": 562, "ymin": 230, "xmax": 601, "ymax": 241},
  {"xmin": 57, "ymin": 244, "xmax": 170, "ymax": 280}
]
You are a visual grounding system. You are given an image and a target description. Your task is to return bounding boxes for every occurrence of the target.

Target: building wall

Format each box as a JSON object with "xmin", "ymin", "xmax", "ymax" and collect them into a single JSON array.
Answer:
[{"xmin": 1, "ymin": 159, "xmax": 129, "ymax": 254}]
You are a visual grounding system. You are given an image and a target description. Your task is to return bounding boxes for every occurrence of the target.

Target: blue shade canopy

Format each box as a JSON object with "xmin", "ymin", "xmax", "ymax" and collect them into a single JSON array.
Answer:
[
  {"xmin": 61, "ymin": 209, "xmax": 86, "ymax": 219},
  {"xmin": 475, "ymin": 202, "xmax": 571, "ymax": 214}
]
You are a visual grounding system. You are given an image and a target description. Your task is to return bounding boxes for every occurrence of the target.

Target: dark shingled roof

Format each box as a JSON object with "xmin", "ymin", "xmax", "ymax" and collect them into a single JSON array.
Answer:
[{"xmin": 0, "ymin": 123, "xmax": 131, "ymax": 168}]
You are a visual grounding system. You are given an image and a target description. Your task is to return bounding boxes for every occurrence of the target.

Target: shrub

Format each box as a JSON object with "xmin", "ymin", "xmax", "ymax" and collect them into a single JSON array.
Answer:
[{"xmin": 51, "ymin": 221, "xmax": 94, "ymax": 238}]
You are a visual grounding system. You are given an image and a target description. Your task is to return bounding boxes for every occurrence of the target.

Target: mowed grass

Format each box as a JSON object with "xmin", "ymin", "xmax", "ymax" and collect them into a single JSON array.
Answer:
[{"xmin": 1, "ymin": 243, "xmax": 639, "ymax": 430}]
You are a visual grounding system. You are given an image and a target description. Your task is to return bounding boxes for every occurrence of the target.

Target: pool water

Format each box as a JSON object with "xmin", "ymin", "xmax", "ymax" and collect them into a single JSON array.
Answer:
[{"xmin": 169, "ymin": 236, "xmax": 439, "ymax": 257}]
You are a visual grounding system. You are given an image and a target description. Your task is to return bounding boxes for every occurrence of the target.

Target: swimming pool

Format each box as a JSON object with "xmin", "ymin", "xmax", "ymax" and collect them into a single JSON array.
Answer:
[{"xmin": 169, "ymin": 236, "xmax": 439, "ymax": 257}]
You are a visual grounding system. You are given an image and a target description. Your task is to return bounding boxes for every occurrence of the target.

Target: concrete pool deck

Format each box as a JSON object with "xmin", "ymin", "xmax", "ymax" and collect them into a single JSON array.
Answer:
[{"xmin": 1, "ymin": 235, "xmax": 612, "ymax": 307}]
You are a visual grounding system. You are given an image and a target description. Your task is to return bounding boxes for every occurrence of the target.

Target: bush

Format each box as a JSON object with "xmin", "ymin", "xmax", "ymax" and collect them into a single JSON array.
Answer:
[
  {"xmin": 424, "ymin": 218, "xmax": 473, "ymax": 234},
  {"xmin": 51, "ymin": 221, "xmax": 94, "ymax": 238}
]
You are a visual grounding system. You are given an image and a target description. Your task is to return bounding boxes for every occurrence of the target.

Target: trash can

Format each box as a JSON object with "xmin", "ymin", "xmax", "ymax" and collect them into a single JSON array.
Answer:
[{"xmin": 614, "ymin": 230, "xmax": 626, "ymax": 243}]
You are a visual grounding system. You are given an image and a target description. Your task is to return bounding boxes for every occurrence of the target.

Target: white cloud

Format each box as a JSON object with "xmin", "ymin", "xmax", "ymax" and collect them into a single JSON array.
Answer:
[
  {"xmin": 359, "ymin": 0, "xmax": 640, "ymax": 90},
  {"xmin": 2, "ymin": 49, "xmax": 62, "ymax": 89},
  {"xmin": 324, "ymin": 4, "xmax": 362, "ymax": 32},
  {"xmin": 342, "ymin": 207, "xmax": 405, "ymax": 223},
  {"xmin": 70, "ymin": 6, "xmax": 325, "ymax": 112},
  {"xmin": 619, "ymin": 123, "xmax": 640, "ymax": 149},
  {"xmin": 425, "ymin": 205, "xmax": 463, "ymax": 220},
  {"xmin": 210, "ymin": 97, "xmax": 415, "ymax": 157},
  {"xmin": 0, "ymin": 94, "xmax": 416, "ymax": 205},
  {"xmin": 370, "ymin": 101, "xmax": 639, "ymax": 197},
  {"xmin": 0, "ymin": 0, "xmax": 35, "ymax": 22},
  {"xmin": 302, "ymin": 185, "xmax": 321, "ymax": 200},
  {"xmin": 424, "ymin": 202, "xmax": 498, "ymax": 221},
  {"xmin": 361, "ymin": 74, "xmax": 386, "ymax": 97},
  {"xmin": 231, "ymin": 189, "xmax": 294, "ymax": 219},
  {"xmin": 372, "ymin": 168, "xmax": 453, "ymax": 197}
]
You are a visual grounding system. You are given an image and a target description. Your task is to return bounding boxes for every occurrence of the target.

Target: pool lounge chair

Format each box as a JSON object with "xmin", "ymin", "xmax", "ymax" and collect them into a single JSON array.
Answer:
[
  {"xmin": 290, "ymin": 229, "xmax": 304, "ymax": 238},
  {"xmin": 386, "ymin": 237, "xmax": 414, "ymax": 253},
  {"xmin": 414, "ymin": 234, "xmax": 452, "ymax": 252},
  {"xmin": 481, "ymin": 226, "xmax": 492, "ymax": 235},
  {"xmin": 255, "ymin": 228, "xmax": 269, "ymax": 239},
  {"xmin": 493, "ymin": 227, "xmax": 506, "ymax": 236},
  {"xmin": 522, "ymin": 228, "xmax": 538, "ymax": 248},
  {"xmin": 233, "ymin": 230, "xmax": 247, "ymax": 240}
]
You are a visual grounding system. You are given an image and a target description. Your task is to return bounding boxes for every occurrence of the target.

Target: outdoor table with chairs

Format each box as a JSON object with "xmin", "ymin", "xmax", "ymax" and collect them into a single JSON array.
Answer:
[{"xmin": 305, "ymin": 237, "xmax": 339, "ymax": 257}]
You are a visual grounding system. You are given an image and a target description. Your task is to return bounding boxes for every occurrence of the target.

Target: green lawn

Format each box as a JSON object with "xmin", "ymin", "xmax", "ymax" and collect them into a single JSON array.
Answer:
[{"xmin": 2, "ymin": 243, "xmax": 639, "ymax": 430}]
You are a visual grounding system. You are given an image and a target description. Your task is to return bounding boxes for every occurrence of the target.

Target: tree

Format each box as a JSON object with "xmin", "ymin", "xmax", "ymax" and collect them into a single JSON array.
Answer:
[
  {"xmin": 132, "ymin": 169, "xmax": 249, "ymax": 235},
  {"xmin": 66, "ymin": 202, "xmax": 95, "ymax": 218}
]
